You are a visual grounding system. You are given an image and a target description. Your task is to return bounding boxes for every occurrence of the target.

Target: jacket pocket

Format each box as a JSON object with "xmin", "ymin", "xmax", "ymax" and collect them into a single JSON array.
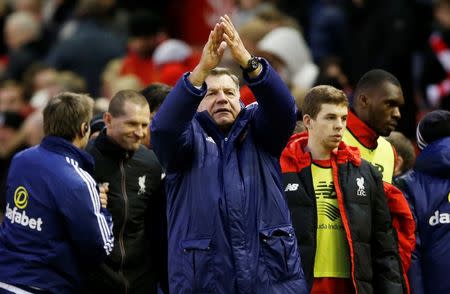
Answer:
[
  {"xmin": 259, "ymin": 225, "xmax": 301, "ymax": 281},
  {"xmin": 181, "ymin": 238, "xmax": 215, "ymax": 292}
]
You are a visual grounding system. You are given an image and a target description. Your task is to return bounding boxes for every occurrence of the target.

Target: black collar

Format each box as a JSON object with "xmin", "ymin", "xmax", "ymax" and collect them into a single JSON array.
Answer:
[{"xmin": 94, "ymin": 129, "xmax": 134, "ymax": 160}]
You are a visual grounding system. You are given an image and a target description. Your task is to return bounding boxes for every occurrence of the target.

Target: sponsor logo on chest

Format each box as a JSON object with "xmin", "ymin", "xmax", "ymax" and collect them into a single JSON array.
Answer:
[{"xmin": 429, "ymin": 210, "xmax": 450, "ymax": 226}]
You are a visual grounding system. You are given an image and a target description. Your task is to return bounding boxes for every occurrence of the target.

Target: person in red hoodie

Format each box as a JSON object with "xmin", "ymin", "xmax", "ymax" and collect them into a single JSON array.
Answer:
[{"xmin": 281, "ymin": 85, "xmax": 406, "ymax": 294}]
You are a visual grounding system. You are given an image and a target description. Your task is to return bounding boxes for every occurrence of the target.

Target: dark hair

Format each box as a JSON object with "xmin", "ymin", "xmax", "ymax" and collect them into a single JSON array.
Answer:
[
  {"xmin": 140, "ymin": 83, "xmax": 172, "ymax": 113},
  {"xmin": 354, "ymin": 69, "xmax": 401, "ymax": 98},
  {"xmin": 43, "ymin": 92, "xmax": 93, "ymax": 141},
  {"xmin": 302, "ymin": 85, "xmax": 348, "ymax": 119},
  {"xmin": 108, "ymin": 90, "xmax": 148, "ymax": 117}
]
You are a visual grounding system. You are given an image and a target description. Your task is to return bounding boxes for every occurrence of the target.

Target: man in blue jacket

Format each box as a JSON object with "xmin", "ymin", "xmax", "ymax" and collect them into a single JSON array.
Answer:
[
  {"xmin": 397, "ymin": 110, "xmax": 450, "ymax": 294},
  {"xmin": 0, "ymin": 92, "xmax": 114, "ymax": 293},
  {"xmin": 151, "ymin": 15, "xmax": 307, "ymax": 293}
]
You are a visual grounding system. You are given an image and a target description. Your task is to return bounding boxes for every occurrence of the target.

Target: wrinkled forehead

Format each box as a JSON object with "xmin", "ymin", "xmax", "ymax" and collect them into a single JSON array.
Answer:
[{"xmin": 205, "ymin": 74, "xmax": 239, "ymax": 92}]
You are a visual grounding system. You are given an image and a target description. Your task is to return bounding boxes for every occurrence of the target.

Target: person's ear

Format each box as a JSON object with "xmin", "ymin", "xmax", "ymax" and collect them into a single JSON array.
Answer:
[
  {"xmin": 358, "ymin": 94, "xmax": 369, "ymax": 108},
  {"xmin": 80, "ymin": 122, "xmax": 89, "ymax": 137},
  {"xmin": 103, "ymin": 112, "xmax": 112, "ymax": 128},
  {"xmin": 303, "ymin": 114, "xmax": 313, "ymax": 130}
]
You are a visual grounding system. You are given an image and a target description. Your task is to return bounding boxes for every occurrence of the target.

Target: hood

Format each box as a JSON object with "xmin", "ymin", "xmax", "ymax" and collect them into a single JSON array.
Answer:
[
  {"xmin": 281, "ymin": 131, "xmax": 361, "ymax": 173},
  {"xmin": 415, "ymin": 137, "xmax": 450, "ymax": 177}
]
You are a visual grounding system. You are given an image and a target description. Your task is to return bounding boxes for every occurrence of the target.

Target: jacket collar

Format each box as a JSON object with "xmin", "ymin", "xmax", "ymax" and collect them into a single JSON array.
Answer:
[
  {"xmin": 94, "ymin": 129, "xmax": 134, "ymax": 159},
  {"xmin": 281, "ymin": 131, "xmax": 361, "ymax": 173},
  {"xmin": 346, "ymin": 109, "xmax": 379, "ymax": 149},
  {"xmin": 195, "ymin": 108, "xmax": 249, "ymax": 143},
  {"xmin": 40, "ymin": 136, "xmax": 95, "ymax": 174}
]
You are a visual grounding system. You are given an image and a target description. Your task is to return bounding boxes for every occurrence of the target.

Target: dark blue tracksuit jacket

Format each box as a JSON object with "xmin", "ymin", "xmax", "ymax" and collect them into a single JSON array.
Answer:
[
  {"xmin": 151, "ymin": 60, "xmax": 307, "ymax": 294},
  {"xmin": 397, "ymin": 137, "xmax": 450, "ymax": 294},
  {"xmin": 0, "ymin": 136, "xmax": 114, "ymax": 293}
]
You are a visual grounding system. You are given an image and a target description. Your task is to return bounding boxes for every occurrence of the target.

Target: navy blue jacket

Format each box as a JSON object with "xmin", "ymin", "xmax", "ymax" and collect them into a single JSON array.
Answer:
[
  {"xmin": 0, "ymin": 136, "xmax": 114, "ymax": 293},
  {"xmin": 397, "ymin": 137, "xmax": 450, "ymax": 294},
  {"xmin": 151, "ymin": 60, "xmax": 307, "ymax": 294}
]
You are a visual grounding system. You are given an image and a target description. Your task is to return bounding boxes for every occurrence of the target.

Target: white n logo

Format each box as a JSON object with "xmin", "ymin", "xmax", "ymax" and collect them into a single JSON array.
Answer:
[{"xmin": 285, "ymin": 183, "xmax": 299, "ymax": 192}]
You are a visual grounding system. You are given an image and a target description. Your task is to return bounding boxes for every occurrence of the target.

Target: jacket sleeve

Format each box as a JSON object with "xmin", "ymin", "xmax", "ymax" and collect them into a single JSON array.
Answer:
[
  {"xmin": 383, "ymin": 182, "xmax": 416, "ymax": 294},
  {"xmin": 396, "ymin": 181, "xmax": 424, "ymax": 294},
  {"xmin": 370, "ymin": 168, "xmax": 406, "ymax": 294},
  {"xmin": 150, "ymin": 73, "xmax": 206, "ymax": 171},
  {"xmin": 57, "ymin": 175, "xmax": 114, "ymax": 264},
  {"xmin": 244, "ymin": 59, "xmax": 297, "ymax": 156}
]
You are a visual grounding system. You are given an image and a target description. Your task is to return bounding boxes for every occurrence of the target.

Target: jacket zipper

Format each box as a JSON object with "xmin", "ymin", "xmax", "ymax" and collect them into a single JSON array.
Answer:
[{"xmin": 119, "ymin": 159, "xmax": 129, "ymax": 293}]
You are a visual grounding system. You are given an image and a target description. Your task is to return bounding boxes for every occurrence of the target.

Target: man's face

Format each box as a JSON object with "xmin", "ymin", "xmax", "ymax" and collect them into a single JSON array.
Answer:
[
  {"xmin": 105, "ymin": 101, "xmax": 150, "ymax": 151},
  {"xmin": 305, "ymin": 103, "xmax": 348, "ymax": 152},
  {"xmin": 198, "ymin": 74, "xmax": 241, "ymax": 133},
  {"xmin": 0, "ymin": 86, "xmax": 24, "ymax": 112},
  {"xmin": 365, "ymin": 81, "xmax": 404, "ymax": 136}
]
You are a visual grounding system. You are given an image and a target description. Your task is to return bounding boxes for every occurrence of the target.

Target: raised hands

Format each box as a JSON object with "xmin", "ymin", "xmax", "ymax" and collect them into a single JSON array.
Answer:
[
  {"xmin": 220, "ymin": 15, "xmax": 252, "ymax": 69},
  {"xmin": 189, "ymin": 23, "xmax": 227, "ymax": 86},
  {"xmin": 189, "ymin": 15, "xmax": 257, "ymax": 86}
]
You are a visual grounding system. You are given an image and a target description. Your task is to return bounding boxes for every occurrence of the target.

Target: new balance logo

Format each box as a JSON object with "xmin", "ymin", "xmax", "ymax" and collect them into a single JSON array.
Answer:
[
  {"xmin": 429, "ymin": 210, "xmax": 450, "ymax": 226},
  {"xmin": 356, "ymin": 177, "xmax": 366, "ymax": 196},
  {"xmin": 285, "ymin": 183, "xmax": 299, "ymax": 192}
]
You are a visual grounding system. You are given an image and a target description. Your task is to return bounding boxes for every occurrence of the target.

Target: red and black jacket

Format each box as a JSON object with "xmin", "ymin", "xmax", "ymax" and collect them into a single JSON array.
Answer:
[
  {"xmin": 281, "ymin": 132, "xmax": 406, "ymax": 294},
  {"xmin": 347, "ymin": 110, "xmax": 415, "ymax": 292}
]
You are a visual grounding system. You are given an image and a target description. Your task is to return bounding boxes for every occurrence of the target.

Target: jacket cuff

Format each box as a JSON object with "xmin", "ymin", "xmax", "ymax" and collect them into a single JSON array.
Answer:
[{"xmin": 182, "ymin": 72, "xmax": 207, "ymax": 96}]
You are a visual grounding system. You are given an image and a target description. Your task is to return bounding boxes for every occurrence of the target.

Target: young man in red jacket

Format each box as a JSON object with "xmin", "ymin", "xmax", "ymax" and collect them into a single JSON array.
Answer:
[{"xmin": 281, "ymin": 85, "xmax": 406, "ymax": 294}]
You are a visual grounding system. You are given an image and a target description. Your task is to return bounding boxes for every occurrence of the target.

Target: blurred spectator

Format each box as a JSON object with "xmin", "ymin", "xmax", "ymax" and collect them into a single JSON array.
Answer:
[
  {"xmin": 315, "ymin": 56, "xmax": 352, "ymax": 98},
  {"xmin": 152, "ymin": 39, "xmax": 201, "ymax": 86},
  {"xmin": 101, "ymin": 58, "xmax": 123, "ymax": 98},
  {"xmin": 0, "ymin": 80, "xmax": 33, "ymax": 116},
  {"xmin": 0, "ymin": 111, "xmax": 25, "ymax": 222},
  {"xmin": 22, "ymin": 63, "xmax": 59, "ymax": 99},
  {"xmin": 256, "ymin": 26, "xmax": 318, "ymax": 92},
  {"xmin": 110, "ymin": 74, "xmax": 142, "ymax": 98},
  {"xmin": 119, "ymin": 10, "xmax": 166, "ymax": 85},
  {"xmin": 2, "ymin": 11, "xmax": 47, "ymax": 81},
  {"xmin": 12, "ymin": 0, "xmax": 43, "ymax": 19},
  {"xmin": 166, "ymin": 0, "xmax": 233, "ymax": 46},
  {"xmin": 422, "ymin": 0, "xmax": 450, "ymax": 110},
  {"xmin": 46, "ymin": 0, "xmax": 126, "ymax": 96},
  {"xmin": 89, "ymin": 111, "xmax": 105, "ymax": 139},
  {"xmin": 0, "ymin": 70, "xmax": 88, "ymax": 159},
  {"xmin": 386, "ymin": 131, "xmax": 416, "ymax": 178},
  {"xmin": 308, "ymin": 1, "xmax": 349, "ymax": 65},
  {"xmin": 140, "ymin": 82, "xmax": 172, "ymax": 147},
  {"xmin": 93, "ymin": 97, "xmax": 110, "ymax": 114},
  {"xmin": 231, "ymin": 0, "xmax": 274, "ymax": 29}
]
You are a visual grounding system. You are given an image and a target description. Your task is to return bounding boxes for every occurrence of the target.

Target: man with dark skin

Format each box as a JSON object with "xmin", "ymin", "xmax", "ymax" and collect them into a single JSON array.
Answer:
[{"xmin": 342, "ymin": 69, "xmax": 414, "ymax": 292}]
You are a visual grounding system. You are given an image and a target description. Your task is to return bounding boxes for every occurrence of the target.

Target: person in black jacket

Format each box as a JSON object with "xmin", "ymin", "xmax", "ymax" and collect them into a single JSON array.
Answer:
[
  {"xmin": 281, "ymin": 85, "xmax": 405, "ymax": 293},
  {"xmin": 85, "ymin": 90, "xmax": 166, "ymax": 294}
]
